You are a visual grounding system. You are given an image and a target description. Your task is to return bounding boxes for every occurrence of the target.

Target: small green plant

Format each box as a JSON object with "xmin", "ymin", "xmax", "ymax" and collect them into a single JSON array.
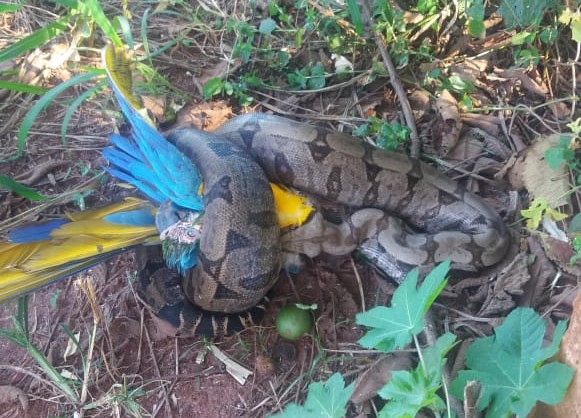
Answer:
[
  {"xmin": 520, "ymin": 197, "xmax": 568, "ymax": 229},
  {"xmin": 356, "ymin": 261, "xmax": 452, "ymax": 417},
  {"xmin": 269, "ymin": 373, "xmax": 355, "ymax": 418},
  {"xmin": 269, "ymin": 260, "xmax": 573, "ymax": 417},
  {"xmin": 451, "ymin": 309, "xmax": 573, "ymax": 417},
  {"xmin": 1, "ymin": 1, "xmax": 188, "ymax": 162},
  {"xmin": 0, "ymin": 294, "xmax": 151, "ymax": 416},
  {"xmin": 0, "ymin": 298, "xmax": 81, "ymax": 404},
  {"xmin": 568, "ymin": 213, "xmax": 581, "ymax": 265},
  {"xmin": 545, "ymin": 120, "xmax": 581, "ymax": 185},
  {"xmin": 353, "ymin": 116, "xmax": 410, "ymax": 151}
]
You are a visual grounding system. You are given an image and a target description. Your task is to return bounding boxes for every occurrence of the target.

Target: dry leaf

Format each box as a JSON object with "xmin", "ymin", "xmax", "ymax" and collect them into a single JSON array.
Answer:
[
  {"xmin": 540, "ymin": 234, "xmax": 581, "ymax": 277},
  {"xmin": 460, "ymin": 113, "xmax": 501, "ymax": 137},
  {"xmin": 433, "ymin": 90, "xmax": 463, "ymax": 154},
  {"xmin": 0, "ymin": 386, "xmax": 28, "ymax": 415},
  {"xmin": 176, "ymin": 100, "xmax": 233, "ymax": 130},
  {"xmin": 507, "ymin": 135, "xmax": 570, "ymax": 207},
  {"xmin": 477, "ymin": 254, "xmax": 530, "ymax": 316},
  {"xmin": 350, "ymin": 353, "xmax": 412, "ymax": 404},
  {"xmin": 450, "ymin": 59, "xmax": 488, "ymax": 85},
  {"xmin": 492, "ymin": 67, "xmax": 548, "ymax": 98},
  {"xmin": 531, "ymin": 290, "xmax": 581, "ymax": 418},
  {"xmin": 142, "ymin": 96, "xmax": 167, "ymax": 121},
  {"xmin": 520, "ymin": 236, "xmax": 556, "ymax": 307}
]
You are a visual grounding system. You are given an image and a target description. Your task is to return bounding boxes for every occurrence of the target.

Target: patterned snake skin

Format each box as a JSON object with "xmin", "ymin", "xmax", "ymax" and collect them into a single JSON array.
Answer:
[{"xmin": 138, "ymin": 114, "xmax": 510, "ymax": 336}]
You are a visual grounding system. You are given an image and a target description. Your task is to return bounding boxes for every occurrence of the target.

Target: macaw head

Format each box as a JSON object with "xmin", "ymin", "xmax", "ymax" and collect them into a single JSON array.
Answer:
[{"xmin": 156, "ymin": 200, "xmax": 203, "ymax": 274}]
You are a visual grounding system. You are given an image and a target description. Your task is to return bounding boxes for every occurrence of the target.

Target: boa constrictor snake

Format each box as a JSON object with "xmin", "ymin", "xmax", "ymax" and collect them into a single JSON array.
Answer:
[{"xmin": 136, "ymin": 113, "xmax": 510, "ymax": 336}]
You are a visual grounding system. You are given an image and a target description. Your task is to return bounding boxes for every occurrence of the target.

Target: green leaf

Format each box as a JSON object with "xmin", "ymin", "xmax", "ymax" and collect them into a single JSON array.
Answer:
[
  {"xmin": 569, "ymin": 213, "xmax": 581, "ymax": 233},
  {"xmin": 451, "ymin": 308, "xmax": 573, "ymax": 418},
  {"xmin": 346, "ymin": 0, "xmax": 364, "ymax": 35},
  {"xmin": 571, "ymin": 15, "xmax": 581, "ymax": 43},
  {"xmin": 76, "ymin": 0, "xmax": 122, "ymax": 46},
  {"xmin": 511, "ymin": 31, "xmax": 534, "ymax": 46},
  {"xmin": 307, "ymin": 63, "xmax": 326, "ymax": 90},
  {"xmin": 520, "ymin": 197, "xmax": 567, "ymax": 229},
  {"xmin": 377, "ymin": 333, "xmax": 456, "ymax": 418},
  {"xmin": 559, "ymin": 9, "xmax": 581, "ymax": 43},
  {"xmin": 12, "ymin": 71, "xmax": 101, "ymax": 160},
  {"xmin": 0, "ymin": 16, "xmax": 70, "ymax": 63},
  {"xmin": 0, "ymin": 81, "xmax": 47, "ymax": 95},
  {"xmin": 61, "ymin": 82, "xmax": 105, "ymax": 143},
  {"xmin": 269, "ymin": 373, "xmax": 355, "ymax": 418},
  {"xmin": 0, "ymin": 3, "xmax": 22, "ymax": 12},
  {"xmin": 0, "ymin": 175, "xmax": 47, "ymax": 201},
  {"xmin": 356, "ymin": 260, "xmax": 450, "ymax": 352},
  {"xmin": 544, "ymin": 146, "xmax": 566, "ymax": 169},
  {"xmin": 203, "ymin": 77, "xmax": 224, "ymax": 100},
  {"xmin": 468, "ymin": 19, "xmax": 485, "ymax": 37},
  {"xmin": 498, "ymin": 0, "xmax": 556, "ymax": 30},
  {"xmin": 467, "ymin": 0, "xmax": 485, "ymax": 20},
  {"xmin": 259, "ymin": 18, "xmax": 277, "ymax": 35}
]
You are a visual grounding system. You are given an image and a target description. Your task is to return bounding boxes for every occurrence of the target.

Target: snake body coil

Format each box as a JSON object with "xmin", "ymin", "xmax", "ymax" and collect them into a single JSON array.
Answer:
[{"xmin": 140, "ymin": 114, "xmax": 510, "ymax": 336}]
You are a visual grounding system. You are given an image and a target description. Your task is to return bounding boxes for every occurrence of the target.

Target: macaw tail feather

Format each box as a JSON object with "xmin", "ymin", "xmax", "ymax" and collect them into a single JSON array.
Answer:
[
  {"xmin": 102, "ymin": 45, "xmax": 204, "ymax": 212},
  {"xmin": 0, "ymin": 198, "xmax": 160, "ymax": 303}
]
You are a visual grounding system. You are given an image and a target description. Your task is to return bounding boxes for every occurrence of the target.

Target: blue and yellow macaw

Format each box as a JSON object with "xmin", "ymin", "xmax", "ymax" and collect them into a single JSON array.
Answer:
[{"xmin": 0, "ymin": 45, "xmax": 312, "ymax": 304}]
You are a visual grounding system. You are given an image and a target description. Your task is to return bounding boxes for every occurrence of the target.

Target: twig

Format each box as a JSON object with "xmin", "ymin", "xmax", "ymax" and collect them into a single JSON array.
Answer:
[
  {"xmin": 350, "ymin": 258, "xmax": 366, "ymax": 312},
  {"xmin": 425, "ymin": 311, "xmax": 465, "ymax": 418},
  {"xmin": 360, "ymin": 0, "xmax": 420, "ymax": 157}
]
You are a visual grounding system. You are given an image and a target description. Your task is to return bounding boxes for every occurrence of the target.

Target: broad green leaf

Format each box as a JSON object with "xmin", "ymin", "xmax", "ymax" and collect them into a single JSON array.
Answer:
[
  {"xmin": 559, "ymin": 9, "xmax": 581, "ymax": 43},
  {"xmin": 307, "ymin": 63, "xmax": 326, "ymax": 90},
  {"xmin": 544, "ymin": 146, "xmax": 566, "ymax": 169},
  {"xmin": 569, "ymin": 213, "xmax": 581, "ymax": 233},
  {"xmin": 0, "ymin": 16, "xmax": 70, "ymax": 63},
  {"xmin": 377, "ymin": 333, "xmax": 456, "ymax": 418},
  {"xmin": 203, "ymin": 77, "xmax": 224, "ymax": 99},
  {"xmin": 468, "ymin": 19, "xmax": 485, "ymax": 38},
  {"xmin": 467, "ymin": 0, "xmax": 485, "ymax": 20},
  {"xmin": 356, "ymin": 260, "xmax": 449, "ymax": 352},
  {"xmin": 511, "ymin": 31, "xmax": 534, "ymax": 45},
  {"xmin": 0, "ymin": 175, "xmax": 47, "ymax": 201},
  {"xmin": 269, "ymin": 373, "xmax": 355, "ymax": 418},
  {"xmin": 451, "ymin": 308, "xmax": 573, "ymax": 418},
  {"xmin": 259, "ymin": 18, "xmax": 277, "ymax": 35},
  {"xmin": 498, "ymin": 0, "xmax": 556, "ymax": 30},
  {"xmin": 571, "ymin": 15, "xmax": 581, "ymax": 43}
]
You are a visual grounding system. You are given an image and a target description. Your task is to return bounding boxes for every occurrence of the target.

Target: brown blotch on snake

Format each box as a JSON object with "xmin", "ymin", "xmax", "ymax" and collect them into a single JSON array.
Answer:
[{"xmin": 140, "ymin": 113, "xmax": 510, "ymax": 336}]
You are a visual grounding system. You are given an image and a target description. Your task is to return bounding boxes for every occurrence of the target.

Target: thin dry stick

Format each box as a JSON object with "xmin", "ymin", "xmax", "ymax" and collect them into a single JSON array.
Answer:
[
  {"xmin": 141, "ymin": 324, "xmax": 174, "ymax": 418},
  {"xmin": 425, "ymin": 311, "xmax": 465, "ymax": 418},
  {"xmin": 0, "ymin": 365, "xmax": 68, "ymax": 399},
  {"xmin": 350, "ymin": 258, "xmax": 366, "ymax": 312},
  {"xmin": 360, "ymin": 0, "xmax": 421, "ymax": 157}
]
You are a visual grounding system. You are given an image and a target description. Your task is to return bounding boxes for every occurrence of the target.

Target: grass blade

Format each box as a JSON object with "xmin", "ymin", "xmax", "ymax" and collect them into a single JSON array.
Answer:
[
  {"xmin": 77, "ymin": 0, "xmax": 123, "ymax": 46},
  {"xmin": 0, "ymin": 174, "xmax": 47, "ymax": 201},
  {"xmin": 61, "ymin": 81, "xmax": 106, "ymax": 144},
  {"xmin": 12, "ymin": 71, "xmax": 103, "ymax": 160},
  {"xmin": 0, "ymin": 15, "xmax": 70, "ymax": 63},
  {"xmin": 0, "ymin": 80, "xmax": 47, "ymax": 95}
]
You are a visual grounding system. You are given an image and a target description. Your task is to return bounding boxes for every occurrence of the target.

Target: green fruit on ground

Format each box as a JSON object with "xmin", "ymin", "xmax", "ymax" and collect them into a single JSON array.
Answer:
[{"xmin": 275, "ymin": 304, "xmax": 313, "ymax": 340}]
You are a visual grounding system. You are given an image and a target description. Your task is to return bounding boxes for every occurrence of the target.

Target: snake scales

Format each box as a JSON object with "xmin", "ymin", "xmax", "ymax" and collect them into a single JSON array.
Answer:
[{"xmin": 137, "ymin": 113, "xmax": 510, "ymax": 336}]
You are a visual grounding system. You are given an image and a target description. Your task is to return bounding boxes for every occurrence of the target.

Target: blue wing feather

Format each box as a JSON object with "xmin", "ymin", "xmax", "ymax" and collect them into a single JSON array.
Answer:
[
  {"xmin": 105, "ymin": 75, "xmax": 204, "ymax": 211},
  {"xmin": 8, "ymin": 219, "xmax": 70, "ymax": 243}
]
